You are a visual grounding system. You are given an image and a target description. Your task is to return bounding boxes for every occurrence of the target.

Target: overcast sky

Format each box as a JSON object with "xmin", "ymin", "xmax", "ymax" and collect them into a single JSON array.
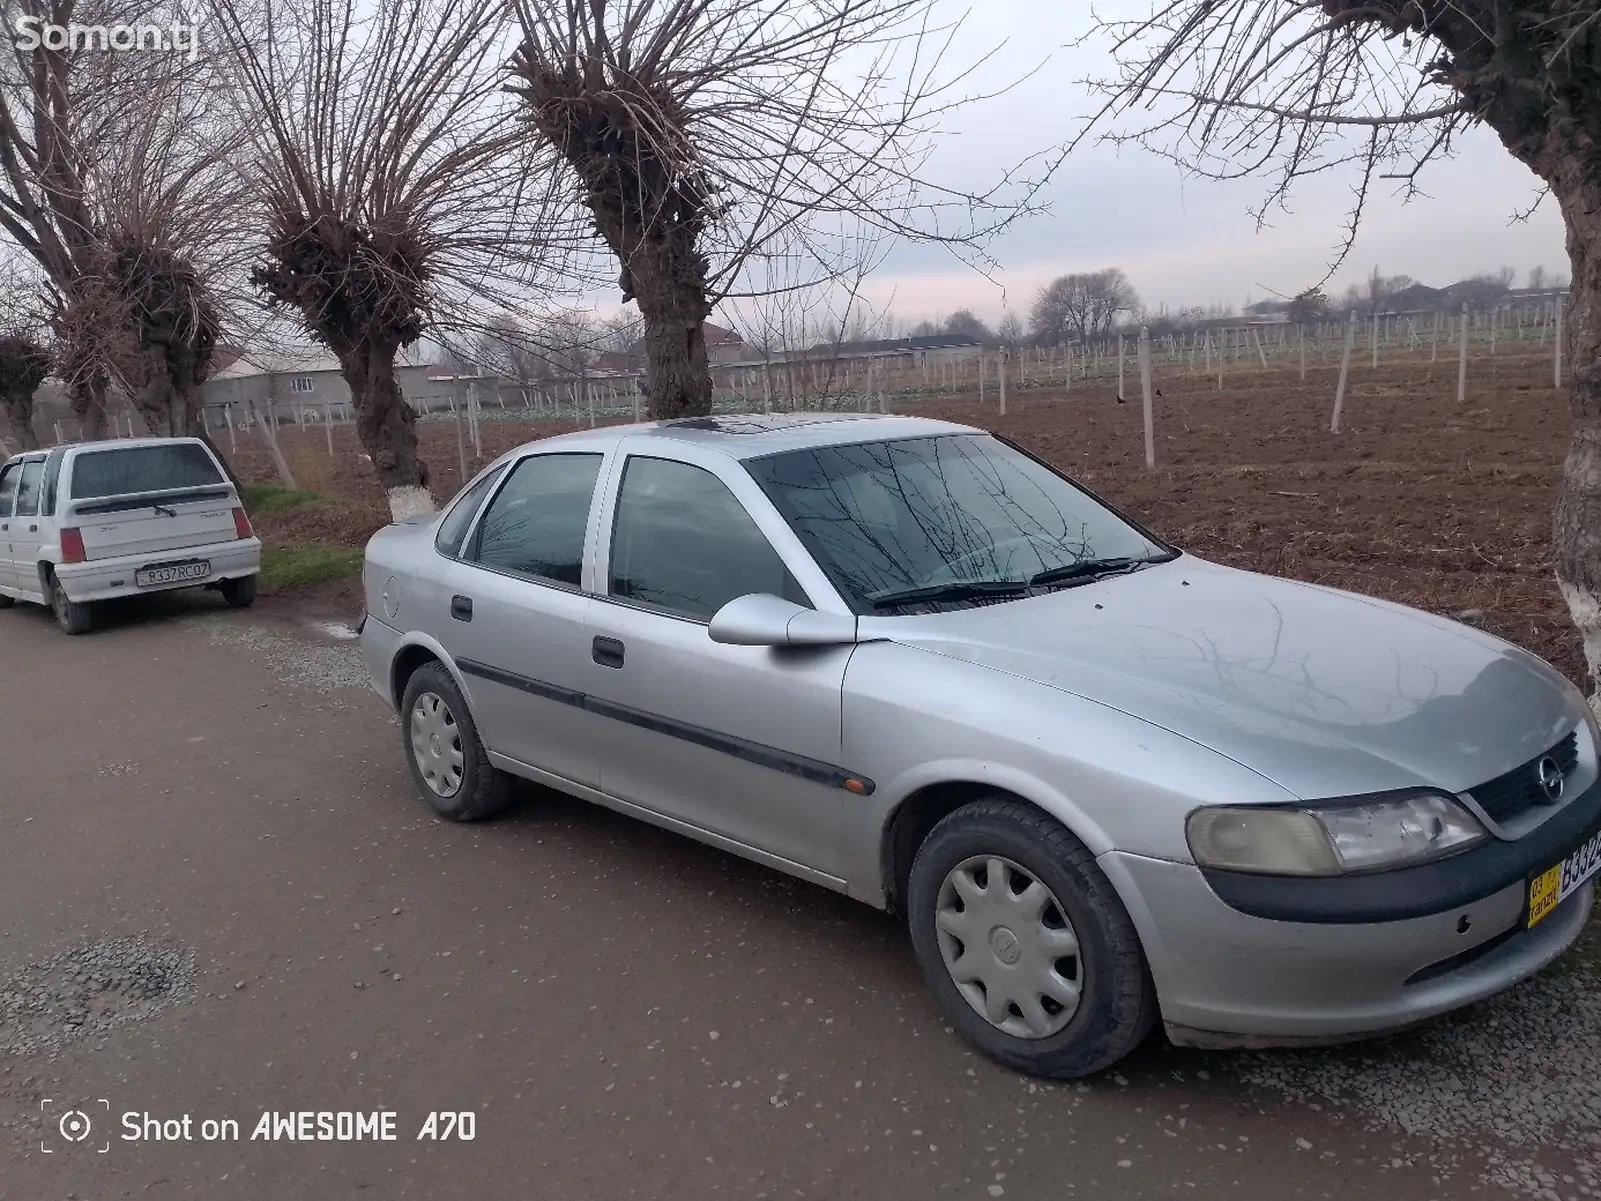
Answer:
[{"xmin": 838, "ymin": 0, "xmax": 1569, "ymax": 330}]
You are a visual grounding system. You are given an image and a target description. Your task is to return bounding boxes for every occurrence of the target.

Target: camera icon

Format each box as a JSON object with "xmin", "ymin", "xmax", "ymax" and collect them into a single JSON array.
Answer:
[{"xmin": 41, "ymin": 1099, "xmax": 110, "ymax": 1153}]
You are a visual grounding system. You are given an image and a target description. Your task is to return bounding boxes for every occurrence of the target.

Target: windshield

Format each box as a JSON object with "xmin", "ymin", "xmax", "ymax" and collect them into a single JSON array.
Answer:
[{"xmin": 745, "ymin": 434, "xmax": 1171, "ymax": 612}]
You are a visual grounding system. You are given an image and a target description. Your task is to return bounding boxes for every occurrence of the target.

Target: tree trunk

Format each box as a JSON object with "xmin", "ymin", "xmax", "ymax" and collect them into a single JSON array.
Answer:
[
  {"xmin": 338, "ymin": 341, "xmax": 433, "ymax": 520},
  {"xmin": 69, "ymin": 372, "xmax": 109, "ymax": 440},
  {"xmin": 1551, "ymin": 176, "xmax": 1601, "ymax": 711},
  {"xmin": 628, "ymin": 231, "xmax": 714, "ymax": 420},
  {"xmin": 0, "ymin": 392, "xmax": 40, "ymax": 450}
]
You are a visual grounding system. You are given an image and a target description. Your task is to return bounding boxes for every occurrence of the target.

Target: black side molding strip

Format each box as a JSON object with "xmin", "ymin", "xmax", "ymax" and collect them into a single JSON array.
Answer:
[
  {"xmin": 455, "ymin": 657, "xmax": 874, "ymax": 795},
  {"xmin": 458, "ymin": 657, "xmax": 584, "ymax": 708},
  {"xmin": 1201, "ymin": 778, "xmax": 1601, "ymax": 924}
]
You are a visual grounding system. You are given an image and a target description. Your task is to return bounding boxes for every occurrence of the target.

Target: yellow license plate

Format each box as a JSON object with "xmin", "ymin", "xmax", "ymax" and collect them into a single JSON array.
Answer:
[
  {"xmin": 1527, "ymin": 824, "xmax": 1601, "ymax": 928},
  {"xmin": 1527, "ymin": 864, "xmax": 1563, "ymax": 928}
]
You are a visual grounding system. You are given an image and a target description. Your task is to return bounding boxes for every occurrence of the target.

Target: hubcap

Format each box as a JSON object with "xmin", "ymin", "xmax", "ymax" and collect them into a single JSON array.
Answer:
[
  {"xmin": 409, "ymin": 692, "xmax": 464, "ymax": 798},
  {"xmin": 934, "ymin": 855, "xmax": 1082, "ymax": 1040}
]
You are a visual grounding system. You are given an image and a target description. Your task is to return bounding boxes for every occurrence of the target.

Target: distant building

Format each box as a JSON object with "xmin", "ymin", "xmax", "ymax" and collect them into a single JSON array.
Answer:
[
  {"xmin": 783, "ymin": 333, "xmax": 984, "ymax": 368},
  {"xmin": 201, "ymin": 346, "xmax": 442, "ymax": 419},
  {"xmin": 611, "ymin": 321, "xmax": 749, "ymax": 375}
]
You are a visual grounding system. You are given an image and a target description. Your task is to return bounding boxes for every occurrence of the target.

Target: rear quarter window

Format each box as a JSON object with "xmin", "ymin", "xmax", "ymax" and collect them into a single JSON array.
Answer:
[{"xmin": 69, "ymin": 444, "xmax": 225, "ymax": 499}]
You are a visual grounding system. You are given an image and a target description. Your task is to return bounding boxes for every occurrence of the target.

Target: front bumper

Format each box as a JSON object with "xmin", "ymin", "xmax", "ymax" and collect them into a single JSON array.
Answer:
[
  {"xmin": 54, "ymin": 538, "xmax": 261, "ymax": 602},
  {"xmin": 1100, "ymin": 837, "xmax": 1596, "ymax": 1047}
]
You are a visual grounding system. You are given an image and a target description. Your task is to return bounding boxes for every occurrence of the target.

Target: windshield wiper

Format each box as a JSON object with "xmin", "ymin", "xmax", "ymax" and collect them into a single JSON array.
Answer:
[
  {"xmin": 867, "ymin": 580, "xmax": 1032, "ymax": 609},
  {"xmin": 1027, "ymin": 557, "xmax": 1151, "ymax": 589}
]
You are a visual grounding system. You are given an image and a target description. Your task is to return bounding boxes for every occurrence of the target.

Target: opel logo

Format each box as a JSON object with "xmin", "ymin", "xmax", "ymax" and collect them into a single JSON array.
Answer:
[
  {"xmin": 1535, "ymin": 756, "xmax": 1565, "ymax": 803},
  {"xmin": 989, "ymin": 927, "xmax": 1022, "ymax": 965}
]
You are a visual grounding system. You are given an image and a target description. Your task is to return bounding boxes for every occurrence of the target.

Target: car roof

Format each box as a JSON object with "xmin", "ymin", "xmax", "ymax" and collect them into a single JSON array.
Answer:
[
  {"xmin": 512, "ymin": 412, "xmax": 980, "ymax": 461},
  {"xmin": 5, "ymin": 436, "xmax": 208, "ymax": 464}
]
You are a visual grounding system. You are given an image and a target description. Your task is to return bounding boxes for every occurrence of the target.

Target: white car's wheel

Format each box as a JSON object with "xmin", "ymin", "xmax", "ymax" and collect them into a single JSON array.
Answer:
[
  {"xmin": 908, "ymin": 797, "xmax": 1158, "ymax": 1078},
  {"xmin": 49, "ymin": 574, "xmax": 93, "ymax": 635}
]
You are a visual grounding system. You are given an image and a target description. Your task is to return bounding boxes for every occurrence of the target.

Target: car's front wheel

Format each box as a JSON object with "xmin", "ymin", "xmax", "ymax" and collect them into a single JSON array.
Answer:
[
  {"xmin": 907, "ymin": 797, "xmax": 1158, "ymax": 1078},
  {"xmin": 399, "ymin": 662, "xmax": 515, "ymax": 821}
]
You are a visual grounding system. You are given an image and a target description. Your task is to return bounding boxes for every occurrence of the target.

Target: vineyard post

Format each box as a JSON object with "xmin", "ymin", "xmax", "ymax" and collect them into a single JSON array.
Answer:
[
  {"xmin": 1369, "ymin": 313, "xmax": 1378, "ymax": 369},
  {"xmin": 1252, "ymin": 326, "xmax": 1267, "ymax": 368},
  {"xmin": 1457, "ymin": 304, "xmax": 1470, "ymax": 402},
  {"xmin": 1139, "ymin": 326, "xmax": 1154, "ymax": 468},
  {"xmin": 1298, "ymin": 323, "xmax": 1306, "ymax": 381},
  {"xmin": 324, "ymin": 401, "xmax": 334, "ymax": 456},
  {"xmin": 998, "ymin": 346, "xmax": 1008, "ymax": 417},
  {"xmin": 1556, "ymin": 295, "xmax": 1566, "ymax": 387},
  {"xmin": 1331, "ymin": 312, "xmax": 1356, "ymax": 433},
  {"xmin": 1118, "ymin": 334, "xmax": 1125, "ymax": 399},
  {"xmin": 1432, "ymin": 310, "xmax": 1440, "ymax": 361},
  {"xmin": 979, "ymin": 351, "xmax": 986, "ymax": 404},
  {"xmin": 452, "ymin": 378, "xmax": 467, "ymax": 486},
  {"xmin": 1490, "ymin": 306, "xmax": 1497, "ymax": 355}
]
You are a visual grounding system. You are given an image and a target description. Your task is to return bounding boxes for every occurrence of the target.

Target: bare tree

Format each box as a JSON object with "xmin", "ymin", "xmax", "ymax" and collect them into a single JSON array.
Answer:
[
  {"xmin": 211, "ymin": 0, "xmax": 567, "ymax": 519},
  {"xmin": 0, "ymin": 1, "xmax": 173, "ymax": 439},
  {"xmin": 1072, "ymin": 0, "xmax": 1601, "ymax": 702},
  {"xmin": 1029, "ymin": 269, "xmax": 1140, "ymax": 344},
  {"xmin": 996, "ymin": 311, "xmax": 1024, "ymax": 349},
  {"xmin": 509, "ymin": 0, "xmax": 1053, "ymax": 419},
  {"xmin": 66, "ymin": 49, "xmax": 249, "ymax": 446},
  {"xmin": 1529, "ymin": 265, "xmax": 1549, "ymax": 293},
  {"xmin": 1287, "ymin": 287, "xmax": 1330, "ymax": 324},
  {"xmin": 943, "ymin": 309, "xmax": 992, "ymax": 342}
]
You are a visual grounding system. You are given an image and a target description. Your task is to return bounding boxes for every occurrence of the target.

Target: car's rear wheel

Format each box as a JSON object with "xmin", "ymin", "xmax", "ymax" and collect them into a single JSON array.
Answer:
[
  {"xmin": 399, "ymin": 662, "xmax": 514, "ymax": 821},
  {"xmin": 0, "ymin": 592, "xmax": 13, "ymax": 609},
  {"xmin": 907, "ymin": 797, "xmax": 1158, "ymax": 1078},
  {"xmin": 220, "ymin": 574, "xmax": 258, "ymax": 608},
  {"xmin": 49, "ymin": 573, "xmax": 93, "ymax": 635}
]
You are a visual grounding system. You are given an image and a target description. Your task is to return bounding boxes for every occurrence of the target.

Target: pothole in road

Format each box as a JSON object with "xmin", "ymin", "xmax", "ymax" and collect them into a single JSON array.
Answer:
[
  {"xmin": 0, "ymin": 938, "xmax": 196, "ymax": 1059},
  {"xmin": 1237, "ymin": 950, "xmax": 1601, "ymax": 1198}
]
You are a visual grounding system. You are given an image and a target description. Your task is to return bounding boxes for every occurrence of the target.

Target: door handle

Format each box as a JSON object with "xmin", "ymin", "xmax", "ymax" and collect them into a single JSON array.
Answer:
[
  {"xmin": 449, "ymin": 595, "xmax": 473, "ymax": 622},
  {"xmin": 27, "ymin": 524, "xmax": 36, "ymax": 532},
  {"xmin": 592, "ymin": 636, "xmax": 625, "ymax": 668}
]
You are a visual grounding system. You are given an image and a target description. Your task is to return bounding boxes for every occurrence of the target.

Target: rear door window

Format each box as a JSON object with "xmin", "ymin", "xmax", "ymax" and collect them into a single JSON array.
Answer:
[
  {"xmin": 0, "ymin": 462, "xmax": 17, "ymax": 517},
  {"xmin": 470, "ymin": 453, "xmax": 603, "ymax": 587},
  {"xmin": 435, "ymin": 464, "xmax": 508, "ymax": 558},
  {"xmin": 70, "ymin": 443, "xmax": 224, "ymax": 500},
  {"xmin": 13, "ymin": 460, "xmax": 43, "ymax": 517}
]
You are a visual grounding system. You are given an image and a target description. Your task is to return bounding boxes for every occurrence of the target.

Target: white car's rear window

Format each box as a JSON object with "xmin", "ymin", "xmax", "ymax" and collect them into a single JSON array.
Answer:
[{"xmin": 70, "ymin": 444, "xmax": 224, "ymax": 499}]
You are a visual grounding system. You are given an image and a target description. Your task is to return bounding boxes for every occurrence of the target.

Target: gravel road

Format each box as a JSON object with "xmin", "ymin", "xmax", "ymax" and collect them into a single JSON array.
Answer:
[{"xmin": 1, "ymin": 591, "xmax": 1597, "ymax": 1200}]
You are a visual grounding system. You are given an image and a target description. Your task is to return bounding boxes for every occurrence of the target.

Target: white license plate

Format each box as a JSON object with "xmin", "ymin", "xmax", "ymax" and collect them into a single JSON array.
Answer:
[
  {"xmin": 135, "ymin": 560, "xmax": 211, "ymax": 587},
  {"xmin": 1528, "ymin": 825, "xmax": 1601, "ymax": 927}
]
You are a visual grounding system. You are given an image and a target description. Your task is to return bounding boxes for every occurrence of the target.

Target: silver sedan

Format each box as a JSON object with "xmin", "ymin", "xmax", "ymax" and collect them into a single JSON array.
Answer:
[{"xmin": 359, "ymin": 413, "xmax": 1601, "ymax": 1077}]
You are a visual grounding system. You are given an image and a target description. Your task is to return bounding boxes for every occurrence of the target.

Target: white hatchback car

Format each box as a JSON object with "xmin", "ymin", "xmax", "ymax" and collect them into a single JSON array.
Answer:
[{"xmin": 0, "ymin": 437, "xmax": 261, "ymax": 634}]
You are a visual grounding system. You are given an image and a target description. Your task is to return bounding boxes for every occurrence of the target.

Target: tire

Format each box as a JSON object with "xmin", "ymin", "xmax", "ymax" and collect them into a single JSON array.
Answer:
[
  {"xmin": 220, "ymin": 574, "xmax": 258, "ymax": 608},
  {"xmin": 399, "ymin": 662, "xmax": 515, "ymax": 821},
  {"xmin": 49, "ymin": 573, "xmax": 94, "ymax": 635},
  {"xmin": 0, "ymin": 593, "xmax": 13, "ymax": 609},
  {"xmin": 907, "ymin": 797, "xmax": 1158, "ymax": 1079}
]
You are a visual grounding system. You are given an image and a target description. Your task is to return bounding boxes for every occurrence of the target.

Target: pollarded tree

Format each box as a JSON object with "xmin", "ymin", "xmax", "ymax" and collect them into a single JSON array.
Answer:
[
  {"xmin": 61, "ymin": 48, "xmax": 247, "ymax": 445},
  {"xmin": 1076, "ymin": 1, "xmax": 1601, "ymax": 705},
  {"xmin": 211, "ymin": 0, "xmax": 569, "ymax": 519},
  {"xmin": 0, "ymin": 0, "xmax": 173, "ymax": 439},
  {"xmin": 509, "ymin": 0, "xmax": 1053, "ymax": 419},
  {"xmin": 0, "ymin": 332, "xmax": 50, "ymax": 451}
]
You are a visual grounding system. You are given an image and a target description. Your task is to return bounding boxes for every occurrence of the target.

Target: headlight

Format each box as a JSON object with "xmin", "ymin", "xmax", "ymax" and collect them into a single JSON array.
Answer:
[{"xmin": 1187, "ymin": 791, "xmax": 1486, "ymax": 876}]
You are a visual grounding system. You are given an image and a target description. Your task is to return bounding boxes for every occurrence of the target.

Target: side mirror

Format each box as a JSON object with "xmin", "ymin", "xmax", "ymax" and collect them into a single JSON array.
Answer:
[{"xmin": 708, "ymin": 593, "xmax": 858, "ymax": 647}]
